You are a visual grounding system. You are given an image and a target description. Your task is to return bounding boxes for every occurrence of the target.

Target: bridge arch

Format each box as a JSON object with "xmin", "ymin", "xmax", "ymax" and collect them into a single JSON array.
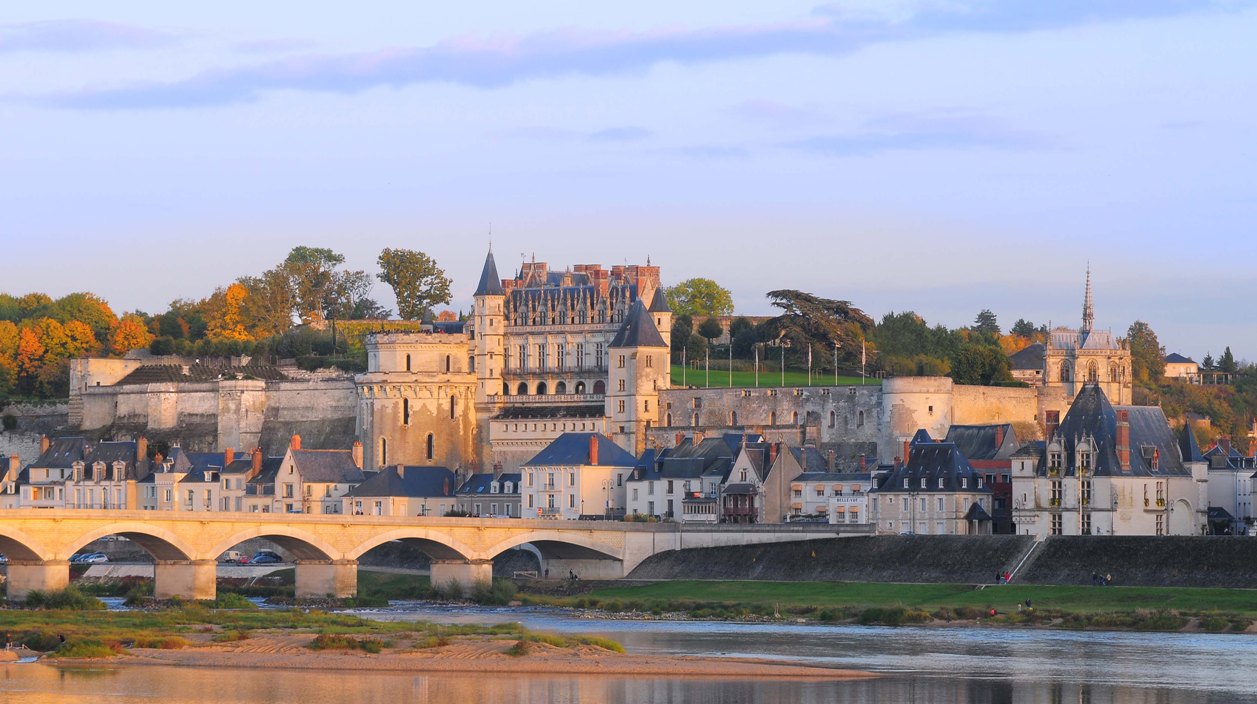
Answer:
[
  {"xmin": 0, "ymin": 525, "xmax": 52, "ymax": 562},
  {"xmin": 481, "ymin": 530, "xmax": 623, "ymax": 563},
  {"xmin": 347, "ymin": 528, "xmax": 475, "ymax": 562},
  {"xmin": 207, "ymin": 526, "xmax": 340, "ymax": 562},
  {"xmin": 67, "ymin": 522, "xmax": 197, "ymax": 562}
]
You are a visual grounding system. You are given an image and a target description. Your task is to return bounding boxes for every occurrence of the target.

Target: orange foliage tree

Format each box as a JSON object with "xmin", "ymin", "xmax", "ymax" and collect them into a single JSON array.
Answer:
[{"xmin": 110, "ymin": 314, "xmax": 154, "ymax": 355}]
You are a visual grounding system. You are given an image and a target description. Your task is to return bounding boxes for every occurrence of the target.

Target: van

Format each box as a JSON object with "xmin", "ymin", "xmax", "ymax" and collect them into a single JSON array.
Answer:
[{"xmin": 219, "ymin": 550, "xmax": 247, "ymax": 564}]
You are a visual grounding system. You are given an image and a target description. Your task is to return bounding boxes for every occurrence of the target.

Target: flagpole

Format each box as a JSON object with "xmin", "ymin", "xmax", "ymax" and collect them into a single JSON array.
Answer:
[
  {"xmin": 682, "ymin": 346, "xmax": 686, "ymax": 387},
  {"xmin": 728, "ymin": 332, "xmax": 732, "ymax": 388},
  {"xmin": 861, "ymin": 339, "xmax": 866, "ymax": 385},
  {"xmin": 754, "ymin": 345, "xmax": 759, "ymax": 387}
]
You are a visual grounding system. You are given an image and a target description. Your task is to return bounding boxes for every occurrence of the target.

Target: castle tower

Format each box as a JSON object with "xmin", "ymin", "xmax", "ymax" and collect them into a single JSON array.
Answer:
[
  {"xmin": 472, "ymin": 246, "xmax": 505, "ymax": 406},
  {"xmin": 607, "ymin": 300, "xmax": 669, "ymax": 456},
  {"xmin": 648, "ymin": 286, "xmax": 673, "ymax": 353}
]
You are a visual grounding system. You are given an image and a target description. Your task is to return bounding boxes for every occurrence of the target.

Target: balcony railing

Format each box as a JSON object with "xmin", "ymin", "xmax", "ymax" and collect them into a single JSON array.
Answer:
[{"xmin": 502, "ymin": 393, "xmax": 606, "ymax": 405}]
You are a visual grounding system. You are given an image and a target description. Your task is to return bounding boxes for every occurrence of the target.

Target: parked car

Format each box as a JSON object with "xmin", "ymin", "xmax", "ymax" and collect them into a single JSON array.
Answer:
[
  {"xmin": 0, "ymin": 554, "xmax": 8, "ymax": 564},
  {"xmin": 219, "ymin": 550, "xmax": 248, "ymax": 564},
  {"xmin": 81, "ymin": 552, "xmax": 109, "ymax": 563},
  {"xmin": 248, "ymin": 551, "xmax": 283, "ymax": 564}
]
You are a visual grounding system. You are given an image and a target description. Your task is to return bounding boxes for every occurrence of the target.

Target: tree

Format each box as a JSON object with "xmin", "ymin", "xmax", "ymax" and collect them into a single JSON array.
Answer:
[
  {"xmin": 697, "ymin": 318, "xmax": 724, "ymax": 345},
  {"xmin": 326, "ymin": 269, "xmax": 389, "ymax": 320},
  {"xmin": 670, "ymin": 315, "xmax": 693, "ymax": 353},
  {"xmin": 61, "ymin": 320, "xmax": 98, "ymax": 357},
  {"xmin": 950, "ymin": 341, "xmax": 1013, "ymax": 385},
  {"xmin": 376, "ymin": 248, "xmax": 453, "ymax": 320},
  {"xmin": 729, "ymin": 317, "xmax": 757, "ymax": 358},
  {"xmin": 762, "ymin": 290, "xmax": 873, "ymax": 369},
  {"xmin": 666, "ymin": 278, "xmax": 734, "ymax": 318},
  {"xmin": 1202, "ymin": 352, "xmax": 1214, "ymax": 371},
  {"xmin": 1126, "ymin": 321, "xmax": 1165, "ymax": 386},
  {"xmin": 204, "ymin": 283, "xmax": 254, "ymax": 342},
  {"xmin": 972, "ymin": 309, "xmax": 1000, "ymax": 337},
  {"xmin": 111, "ymin": 314, "xmax": 155, "ymax": 355},
  {"xmin": 283, "ymin": 247, "xmax": 345, "ymax": 324},
  {"xmin": 238, "ymin": 269, "xmax": 296, "ymax": 338},
  {"xmin": 14, "ymin": 327, "xmax": 44, "ymax": 396},
  {"xmin": 0, "ymin": 320, "xmax": 18, "ymax": 395},
  {"xmin": 46, "ymin": 292, "xmax": 117, "ymax": 343},
  {"xmin": 1011, "ymin": 318, "xmax": 1046, "ymax": 339},
  {"xmin": 1219, "ymin": 346, "xmax": 1238, "ymax": 374}
]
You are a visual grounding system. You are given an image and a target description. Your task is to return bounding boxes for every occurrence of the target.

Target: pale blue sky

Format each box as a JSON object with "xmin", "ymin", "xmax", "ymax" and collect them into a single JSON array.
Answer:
[{"xmin": 2, "ymin": 1, "xmax": 1254, "ymax": 361}]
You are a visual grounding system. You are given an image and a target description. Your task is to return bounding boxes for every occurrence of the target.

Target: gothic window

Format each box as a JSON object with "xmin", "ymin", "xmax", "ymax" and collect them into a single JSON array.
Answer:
[
  {"xmin": 380, "ymin": 437, "xmax": 388, "ymax": 466},
  {"xmin": 403, "ymin": 398, "xmax": 410, "ymax": 425},
  {"xmin": 857, "ymin": 410, "xmax": 865, "ymax": 428},
  {"xmin": 446, "ymin": 355, "xmax": 452, "ymax": 372},
  {"xmin": 426, "ymin": 433, "xmax": 434, "ymax": 461},
  {"xmin": 770, "ymin": 411, "xmax": 777, "ymax": 425},
  {"xmin": 791, "ymin": 411, "xmax": 799, "ymax": 425},
  {"xmin": 1087, "ymin": 361, "xmax": 1098, "ymax": 383},
  {"xmin": 1061, "ymin": 362, "xmax": 1072, "ymax": 383},
  {"xmin": 666, "ymin": 413, "xmax": 672, "ymax": 426}
]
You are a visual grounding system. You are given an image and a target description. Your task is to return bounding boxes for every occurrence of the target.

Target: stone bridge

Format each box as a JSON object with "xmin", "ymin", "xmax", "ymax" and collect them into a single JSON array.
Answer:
[{"xmin": 0, "ymin": 510, "xmax": 848, "ymax": 600}]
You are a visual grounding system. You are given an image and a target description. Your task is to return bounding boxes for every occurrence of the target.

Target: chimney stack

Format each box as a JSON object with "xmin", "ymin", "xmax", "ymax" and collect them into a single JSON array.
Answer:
[
  {"xmin": 39, "ymin": 435, "xmax": 50, "ymax": 454},
  {"xmin": 290, "ymin": 434, "xmax": 302, "ymax": 451},
  {"xmin": 588, "ymin": 435, "xmax": 599, "ymax": 466},
  {"xmin": 249, "ymin": 448, "xmax": 263, "ymax": 479},
  {"xmin": 137, "ymin": 436, "xmax": 148, "ymax": 461},
  {"xmin": 443, "ymin": 477, "xmax": 450, "ymax": 496},
  {"xmin": 493, "ymin": 461, "xmax": 503, "ymax": 476},
  {"xmin": 694, "ymin": 430, "xmax": 704, "ymax": 444},
  {"xmin": 995, "ymin": 425, "xmax": 1005, "ymax": 448},
  {"xmin": 902, "ymin": 439, "xmax": 911, "ymax": 466},
  {"xmin": 1116, "ymin": 410, "xmax": 1131, "ymax": 471},
  {"xmin": 1045, "ymin": 411, "xmax": 1061, "ymax": 440},
  {"xmin": 859, "ymin": 453, "xmax": 867, "ymax": 472},
  {"xmin": 826, "ymin": 449, "xmax": 836, "ymax": 471},
  {"xmin": 396, "ymin": 464, "xmax": 404, "ymax": 479},
  {"xmin": 351, "ymin": 440, "xmax": 363, "ymax": 469},
  {"xmin": 224, "ymin": 447, "xmax": 235, "ymax": 467},
  {"xmin": 7, "ymin": 455, "xmax": 19, "ymax": 480},
  {"xmin": 675, "ymin": 432, "xmax": 684, "ymax": 447},
  {"xmin": 768, "ymin": 442, "xmax": 779, "ymax": 466}
]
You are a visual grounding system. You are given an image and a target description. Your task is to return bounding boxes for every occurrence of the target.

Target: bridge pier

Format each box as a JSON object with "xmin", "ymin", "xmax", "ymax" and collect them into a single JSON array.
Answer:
[
  {"xmin": 543, "ymin": 558, "xmax": 626, "ymax": 581},
  {"xmin": 430, "ymin": 560, "xmax": 493, "ymax": 591},
  {"xmin": 295, "ymin": 560, "xmax": 357, "ymax": 599},
  {"xmin": 5, "ymin": 560, "xmax": 70, "ymax": 601},
  {"xmin": 154, "ymin": 560, "xmax": 217, "ymax": 601}
]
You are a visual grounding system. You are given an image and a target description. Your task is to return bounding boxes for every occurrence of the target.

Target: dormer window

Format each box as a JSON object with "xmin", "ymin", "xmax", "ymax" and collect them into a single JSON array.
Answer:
[
  {"xmin": 1079, "ymin": 447, "xmax": 1092, "ymax": 474},
  {"xmin": 490, "ymin": 482, "xmax": 499, "ymax": 494},
  {"xmin": 903, "ymin": 478, "xmax": 909, "ymax": 489},
  {"xmin": 937, "ymin": 477, "xmax": 944, "ymax": 489},
  {"xmin": 920, "ymin": 477, "xmax": 927, "ymax": 489},
  {"xmin": 961, "ymin": 477, "xmax": 968, "ymax": 489},
  {"xmin": 977, "ymin": 477, "xmax": 984, "ymax": 489},
  {"xmin": 1048, "ymin": 449, "xmax": 1063, "ymax": 474}
]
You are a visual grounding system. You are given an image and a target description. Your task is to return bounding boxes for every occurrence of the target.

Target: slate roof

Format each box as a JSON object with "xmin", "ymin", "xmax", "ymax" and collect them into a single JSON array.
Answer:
[
  {"xmin": 523, "ymin": 433, "xmax": 638, "ymax": 468},
  {"xmin": 648, "ymin": 287, "xmax": 671, "ymax": 313},
  {"xmin": 29, "ymin": 437, "xmax": 89, "ymax": 469},
  {"xmin": 964, "ymin": 501, "xmax": 993, "ymax": 521},
  {"xmin": 115, "ymin": 361, "xmax": 287, "ymax": 386},
  {"xmin": 609, "ymin": 299, "xmax": 667, "ymax": 349},
  {"xmin": 1164, "ymin": 353, "xmax": 1196, "ymax": 364},
  {"xmin": 1203, "ymin": 440, "xmax": 1254, "ymax": 470},
  {"xmin": 789, "ymin": 446, "xmax": 830, "ymax": 473},
  {"xmin": 945, "ymin": 424, "xmax": 1016, "ymax": 462},
  {"xmin": 1009, "ymin": 343, "xmax": 1045, "ymax": 371},
  {"xmin": 474, "ymin": 248, "xmax": 505, "ymax": 297},
  {"xmin": 1039, "ymin": 384, "xmax": 1188, "ymax": 477},
  {"xmin": 345, "ymin": 465, "xmax": 456, "ymax": 498},
  {"xmin": 630, "ymin": 434, "xmax": 759, "ymax": 483},
  {"xmin": 874, "ymin": 432, "xmax": 991, "ymax": 494},
  {"xmin": 456, "ymin": 472, "xmax": 522, "ymax": 496},
  {"xmin": 81, "ymin": 441, "xmax": 142, "ymax": 480},
  {"xmin": 1180, "ymin": 429, "xmax": 1205, "ymax": 464},
  {"xmin": 290, "ymin": 449, "xmax": 366, "ymax": 483}
]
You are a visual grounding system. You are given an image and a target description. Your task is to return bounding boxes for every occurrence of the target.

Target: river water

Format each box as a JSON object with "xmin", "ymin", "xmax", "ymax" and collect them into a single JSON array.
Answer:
[{"xmin": 2, "ymin": 603, "xmax": 1254, "ymax": 703}]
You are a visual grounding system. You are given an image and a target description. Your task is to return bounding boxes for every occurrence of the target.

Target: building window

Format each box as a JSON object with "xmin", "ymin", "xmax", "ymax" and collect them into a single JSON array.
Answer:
[
  {"xmin": 380, "ymin": 437, "xmax": 388, "ymax": 466},
  {"xmin": 1081, "ymin": 480, "xmax": 1092, "ymax": 507},
  {"xmin": 730, "ymin": 411, "xmax": 738, "ymax": 425},
  {"xmin": 829, "ymin": 411, "xmax": 835, "ymax": 428},
  {"xmin": 403, "ymin": 398, "xmax": 410, "ymax": 425},
  {"xmin": 857, "ymin": 411, "xmax": 865, "ymax": 428},
  {"xmin": 618, "ymin": 400, "xmax": 626, "ymax": 413},
  {"xmin": 1081, "ymin": 512, "xmax": 1092, "ymax": 535},
  {"xmin": 1051, "ymin": 513, "xmax": 1063, "ymax": 535},
  {"xmin": 936, "ymin": 497, "xmax": 944, "ymax": 512},
  {"xmin": 1050, "ymin": 480, "xmax": 1062, "ymax": 506},
  {"xmin": 618, "ymin": 379, "xmax": 626, "ymax": 392},
  {"xmin": 426, "ymin": 433, "xmax": 434, "ymax": 460},
  {"xmin": 1061, "ymin": 362, "xmax": 1072, "ymax": 383},
  {"xmin": 618, "ymin": 355, "xmax": 626, "ymax": 369},
  {"xmin": 645, "ymin": 355, "xmax": 652, "ymax": 368}
]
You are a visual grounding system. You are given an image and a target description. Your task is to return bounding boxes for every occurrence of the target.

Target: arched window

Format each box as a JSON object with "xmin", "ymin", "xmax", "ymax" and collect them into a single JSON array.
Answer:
[
  {"xmin": 666, "ymin": 413, "xmax": 672, "ymax": 426},
  {"xmin": 426, "ymin": 433, "xmax": 434, "ymax": 461},
  {"xmin": 517, "ymin": 382, "xmax": 529, "ymax": 395},
  {"xmin": 1060, "ymin": 362, "xmax": 1072, "ymax": 383},
  {"xmin": 857, "ymin": 410, "xmax": 865, "ymax": 428},
  {"xmin": 380, "ymin": 437, "xmax": 388, "ymax": 466},
  {"xmin": 829, "ymin": 410, "xmax": 836, "ymax": 428},
  {"xmin": 536, "ymin": 381, "xmax": 548, "ymax": 395},
  {"xmin": 692, "ymin": 413, "xmax": 700, "ymax": 427},
  {"xmin": 575, "ymin": 381, "xmax": 586, "ymax": 394},
  {"xmin": 403, "ymin": 398, "xmax": 410, "ymax": 425},
  {"xmin": 502, "ymin": 382, "xmax": 510, "ymax": 396},
  {"xmin": 593, "ymin": 380, "xmax": 606, "ymax": 395},
  {"xmin": 770, "ymin": 411, "xmax": 777, "ymax": 425},
  {"xmin": 792, "ymin": 411, "xmax": 799, "ymax": 425},
  {"xmin": 450, "ymin": 395, "xmax": 456, "ymax": 419},
  {"xmin": 730, "ymin": 411, "xmax": 738, "ymax": 426},
  {"xmin": 1087, "ymin": 361, "xmax": 1098, "ymax": 384},
  {"xmin": 405, "ymin": 354, "xmax": 411, "ymax": 372},
  {"xmin": 556, "ymin": 381, "xmax": 567, "ymax": 394}
]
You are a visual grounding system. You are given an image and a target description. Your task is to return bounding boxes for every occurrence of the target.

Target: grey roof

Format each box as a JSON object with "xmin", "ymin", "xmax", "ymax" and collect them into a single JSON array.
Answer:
[
  {"xmin": 945, "ymin": 424, "xmax": 1017, "ymax": 462},
  {"xmin": 457, "ymin": 472, "xmax": 522, "ymax": 496},
  {"xmin": 1009, "ymin": 343, "xmax": 1045, "ymax": 371},
  {"xmin": 788, "ymin": 446, "xmax": 830, "ymax": 473},
  {"xmin": 964, "ymin": 501, "xmax": 993, "ymax": 521},
  {"xmin": 609, "ymin": 300, "xmax": 667, "ymax": 349},
  {"xmin": 1164, "ymin": 352, "xmax": 1196, "ymax": 364},
  {"xmin": 474, "ymin": 248, "xmax": 504, "ymax": 296},
  {"xmin": 523, "ymin": 433, "xmax": 638, "ymax": 467},
  {"xmin": 648, "ymin": 287, "xmax": 671, "ymax": 313},
  {"xmin": 630, "ymin": 433, "xmax": 761, "ymax": 483},
  {"xmin": 29, "ymin": 437, "xmax": 89, "ymax": 469},
  {"xmin": 82, "ymin": 441, "xmax": 142, "ymax": 480},
  {"xmin": 1039, "ymin": 384, "xmax": 1187, "ymax": 477},
  {"xmin": 874, "ymin": 434, "xmax": 991, "ymax": 494},
  {"xmin": 1180, "ymin": 428, "xmax": 1205, "ymax": 464},
  {"xmin": 346, "ymin": 465, "xmax": 456, "ymax": 498},
  {"xmin": 290, "ymin": 449, "xmax": 366, "ymax": 483},
  {"xmin": 723, "ymin": 482, "xmax": 757, "ymax": 495},
  {"xmin": 791, "ymin": 470, "xmax": 872, "ymax": 483}
]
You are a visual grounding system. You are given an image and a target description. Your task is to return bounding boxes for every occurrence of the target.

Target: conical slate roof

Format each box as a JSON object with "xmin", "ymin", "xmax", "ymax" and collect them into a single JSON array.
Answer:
[
  {"xmin": 648, "ymin": 287, "xmax": 671, "ymax": 313},
  {"xmin": 474, "ymin": 248, "xmax": 504, "ymax": 296},
  {"xmin": 609, "ymin": 300, "xmax": 667, "ymax": 349}
]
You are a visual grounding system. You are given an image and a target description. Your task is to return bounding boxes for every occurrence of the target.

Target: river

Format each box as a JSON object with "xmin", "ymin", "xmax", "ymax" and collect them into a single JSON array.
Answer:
[{"xmin": 1, "ymin": 603, "xmax": 1254, "ymax": 703}]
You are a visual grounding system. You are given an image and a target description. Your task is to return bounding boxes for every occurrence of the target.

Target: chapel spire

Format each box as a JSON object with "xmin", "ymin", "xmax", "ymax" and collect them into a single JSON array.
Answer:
[{"xmin": 1081, "ymin": 265, "xmax": 1094, "ymax": 334}]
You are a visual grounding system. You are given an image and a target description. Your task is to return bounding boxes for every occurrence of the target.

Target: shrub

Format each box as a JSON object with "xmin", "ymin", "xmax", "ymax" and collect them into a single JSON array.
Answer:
[
  {"xmin": 1, "ymin": 414, "xmax": 17, "ymax": 432},
  {"xmin": 411, "ymin": 635, "xmax": 450, "ymax": 650},
  {"xmin": 48, "ymin": 639, "xmax": 122, "ymax": 659},
  {"xmin": 1199, "ymin": 615, "xmax": 1229, "ymax": 632},
  {"xmin": 506, "ymin": 639, "xmax": 533, "ymax": 657},
  {"xmin": 130, "ymin": 636, "xmax": 189, "ymax": 650},
  {"xmin": 431, "ymin": 579, "xmax": 464, "ymax": 601},
  {"xmin": 212, "ymin": 630, "xmax": 251, "ymax": 643},
  {"xmin": 207, "ymin": 593, "xmax": 257, "ymax": 610},
  {"xmin": 470, "ymin": 579, "xmax": 518, "ymax": 606},
  {"xmin": 308, "ymin": 633, "xmax": 387, "ymax": 653},
  {"xmin": 857, "ymin": 606, "xmax": 931, "ymax": 627},
  {"xmin": 17, "ymin": 630, "xmax": 62, "ymax": 652},
  {"xmin": 23, "ymin": 586, "xmax": 105, "ymax": 611}
]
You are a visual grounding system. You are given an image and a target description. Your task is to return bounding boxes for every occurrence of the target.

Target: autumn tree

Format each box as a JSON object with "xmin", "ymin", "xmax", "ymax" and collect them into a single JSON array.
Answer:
[
  {"xmin": 237, "ymin": 270, "xmax": 295, "ymax": 338},
  {"xmin": 666, "ymin": 278, "xmax": 734, "ymax": 318},
  {"xmin": 46, "ymin": 292, "xmax": 117, "ymax": 343},
  {"xmin": 0, "ymin": 320, "xmax": 18, "ymax": 395},
  {"xmin": 14, "ymin": 327, "xmax": 45, "ymax": 396},
  {"xmin": 376, "ymin": 248, "xmax": 453, "ymax": 320},
  {"xmin": 204, "ymin": 283, "xmax": 254, "ymax": 342},
  {"xmin": 1126, "ymin": 321, "xmax": 1165, "ymax": 386},
  {"xmin": 111, "ymin": 314, "xmax": 155, "ymax": 355}
]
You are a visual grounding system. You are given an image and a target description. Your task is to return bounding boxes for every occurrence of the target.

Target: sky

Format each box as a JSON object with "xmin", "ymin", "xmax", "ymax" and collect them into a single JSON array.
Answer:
[{"xmin": 2, "ymin": 1, "xmax": 1255, "ymax": 361}]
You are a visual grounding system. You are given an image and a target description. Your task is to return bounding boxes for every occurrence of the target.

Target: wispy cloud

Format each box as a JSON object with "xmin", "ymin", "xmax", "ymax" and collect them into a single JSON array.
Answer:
[
  {"xmin": 786, "ymin": 110, "xmax": 1046, "ymax": 156},
  {"xmin": 28, "ymin": 1, "xmax": 1252, "ymax": 108},
  {"xmin": 588, "ymin": 126, "xmax": 652, "ymax": 142},
  {"xmin": 0, "ymin": 19, "xmax": 179, "ymax": 53}
]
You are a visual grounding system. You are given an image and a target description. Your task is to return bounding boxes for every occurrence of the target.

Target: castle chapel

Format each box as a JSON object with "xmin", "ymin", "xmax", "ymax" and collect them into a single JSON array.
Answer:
[
  {"xmin": 1010, "ymin": 270, "xmax": 1132, "ymax": 404},
  {"xmin": 357, "ymin": 248, "xmax": 671, "ymax": 472}
]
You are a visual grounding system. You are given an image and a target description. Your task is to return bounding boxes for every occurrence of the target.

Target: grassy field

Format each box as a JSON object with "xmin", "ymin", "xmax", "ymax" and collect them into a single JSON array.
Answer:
[
  {"xmin": 670, "ymin": 364, "xmax": 871, "ymax": 389},
  {"xmin": 577, "ymin": 580, "xmax": 1257, "ymax": 618}
]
